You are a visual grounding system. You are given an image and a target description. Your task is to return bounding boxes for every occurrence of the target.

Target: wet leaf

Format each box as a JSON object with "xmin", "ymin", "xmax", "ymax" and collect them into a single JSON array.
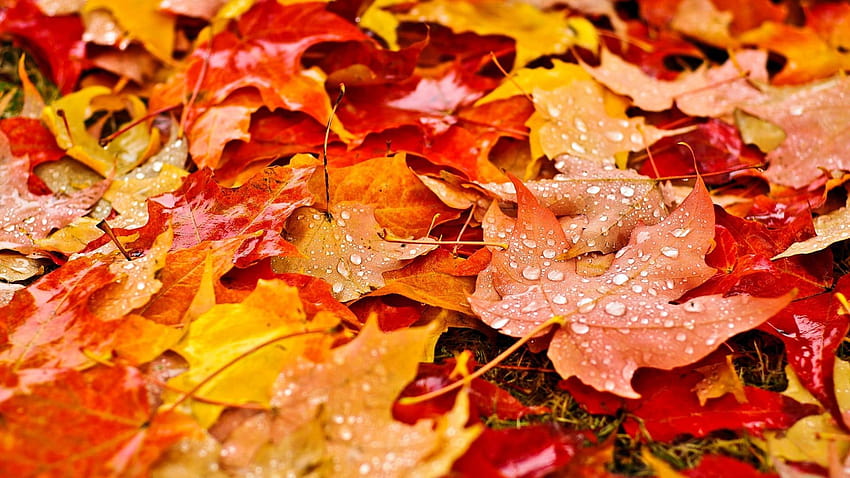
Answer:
[
  {"xmin": 272, "ymin": 204, "xmax": 437, "ymax": 302},
  {"xmin": 469, "ymin": 176, "xmax": 791, "ymax": 397},
  {"xmin": 0, "ymin": 130, "xmax": 107, "ymax": 253}
]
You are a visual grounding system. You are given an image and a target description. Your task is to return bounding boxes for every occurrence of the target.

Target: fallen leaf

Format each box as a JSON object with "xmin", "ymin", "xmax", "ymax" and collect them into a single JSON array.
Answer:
[
  {"xmin": 584, "ymin": 48, "xmax": 770, "ymax": 116},
  {"xmin": 0, "ymin": 365, "xmax": 199, "ymax": 477},
  {"xmin": 0, "ymin": 130, "xmax": 107, "ymax": 253},
  {"xmin": 149, "ymin": 164, "xmax": 315, "ymax": 267},
  {"xmin": 272, "ymin": 204, "xmax": 437, "ymax": 302},
  {"xmin": 468, "ymin": 176, "xmax": 791, "ymax": 397},
  {"xmin": 774, "ymin": 201, "xmax": 850, "ymax": 260},
  {"xmin": 739, "ymin": 22, "xmax": 850, "ymax": 85},
  {"xmin": 530, "ymin": 80, "xmax": 690, "ymax": 163},
  {"xmin": 742, "ymin": 76, "xmax": 850, "ymax": 189},
  {"xmin": 168, "ymin": 279, "xmax": 337, "ymax": 427},
  {"xmin": 693, "ymin": 354, "xmax": 748, "ymax": 406},
  {"xmin": 0, "ymin": 0, "xmax": 87, "ymax": 93},
  {"xmin": 83, "ymin": 0, "xmax": 176, "ymax": 62},
  {"xmin": 261, "ymin": 319, "xmax": 481, "ymax": 476},
  {"xmin": 483, "ymin": 157, "xmax": 668, "ymax": 256},
  {"xmin": 405, "ymin": 0, "xmax": 597, "ymax": 70}
]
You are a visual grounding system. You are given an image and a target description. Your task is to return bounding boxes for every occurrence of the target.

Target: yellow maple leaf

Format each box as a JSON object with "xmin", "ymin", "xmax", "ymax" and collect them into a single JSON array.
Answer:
[
  {"xmin": 83, "ymin": 0, "xmax": 176, "ymax": 63},
  {"xmin": 167, "ymin": 279, "xmax": 339, "ymax": 427},
  {"xmin": 406, "ymin": 0, "xmax": 597, "ymax": 70}
]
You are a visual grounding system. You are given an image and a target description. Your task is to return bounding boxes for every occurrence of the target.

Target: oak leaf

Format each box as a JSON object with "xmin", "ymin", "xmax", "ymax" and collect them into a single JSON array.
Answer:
[
  {"xmin": 468, "ymin": 176, "xmax": 791, "ymax": 397},
  {"xmin": 272, "ymin": 204, "xmax": 437, "ymax": 302}
]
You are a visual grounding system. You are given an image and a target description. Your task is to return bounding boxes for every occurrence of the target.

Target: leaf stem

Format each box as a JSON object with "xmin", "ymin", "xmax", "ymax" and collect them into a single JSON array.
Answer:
[
  {"xmin": 166, "ymin": 324, "xmax": 342, "ymax": 412},
  {"xmin": 398, "ymin": 315, "xmax": 566, "ymax": 405}
]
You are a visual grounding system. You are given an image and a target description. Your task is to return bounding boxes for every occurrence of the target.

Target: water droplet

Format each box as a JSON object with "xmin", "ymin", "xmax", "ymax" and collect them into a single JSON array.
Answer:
[
  {"xmin": 571, "ymin": 142, "xmax": 586, "ymax": 154},
  {"xmin": 604, "ymin": 380, "xmax": 616, "ymax": 391},
  {"xmin": 685, "ymin": 346, "xmax": 694, "ymax": 354},
  {"xmin": 552, "ymin": 294, "xmax": 567, "ymax": 304},
  {"xmin": 612, "ymin": 273, "xmax": 628, "ymax": 285},
  {"xmin": 332, "ymin": 282, "xmax": 344, "ymax": 294},
  {"xmin": 663, "ymin": 319, "xmax": 674, "ymax": 328},
  {"xmin": 604, "ymin": 301, "xmax": 626, "ymax": 316},
  {"xmin": 522, "ymin": 239, "xmax": 537, "ymax": 248},
  {"xmin": 547, "ymin": 269, "xmax": 564, "ymax": 281},
  {"xmin": 672, "ymin": 228, "xmax": 690, "ymax": 238},
  {"xmin": 619, "ymin": 185, "xmax": 635, "ymax": 197},
  {"xmin": 684, "ymin": 301, "xmax": 705, "ymax": 313},
  {"xmin": 605, "ymin": 131, "xmax": 624, "ymax": 142},
  {"xmin": 789, "ymin": 105, "xmax": 804, "ymax": 116},
  {"xmin": 491, "ymin": 318, "xmax": 509, "ymax": 329},
  {"xmin": 631, "ymin": 285, "xmax": 643, "ymax": 293},
  {"xmin": 571, "ymin": 322, "xmax": 590, "ymax": 334},
  {"xmin": 337, "ymin": 261, "xmax": 350, "ymax": 278},
  {"xmin": 586, "ymin": 185, "xmax": 601, "ymax": 194},
  {"xmin": 577, "ymin": 298, "xmax": 596, "ymax": 312},
  {"xmin": 542, "ymin": 248, "xmax": 557, "ymax": 259},
  {"xmin": 661, "ymin": 246, "xmax": 679, "ymax": 258},
  {"xmin": 522, "ymin": 266, "xmax": 541, "ymax": 280},
  {"xmin": 675, "ymin": 332, "xmax": 687, "ymax": 341}
]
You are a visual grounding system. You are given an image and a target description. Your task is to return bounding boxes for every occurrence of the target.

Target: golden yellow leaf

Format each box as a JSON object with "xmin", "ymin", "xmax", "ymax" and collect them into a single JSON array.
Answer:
[
  {"xmin": 83, "ymin": 0, "xmax": 176, "ymax": 63},
  {"xmin": 114, "ymin": 314, "xmax": 184, "ymax": 364},
  {"xmin": 167, "ymin": 279, "xmax": 337, "ymax": 427},
  {"xmin": 406, "ymin": 0, "xmax": 597, "ymax": 70},
  {"xmin": 43, "ymin": 87, "xmax": 159, "ymax": 176},
  {"xmin": 475, "ymin": 60, "xmax": 592, "ymax": 106}
]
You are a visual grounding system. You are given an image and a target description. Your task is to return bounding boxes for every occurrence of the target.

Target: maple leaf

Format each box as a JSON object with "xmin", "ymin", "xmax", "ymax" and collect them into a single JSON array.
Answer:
[
  {"xmin": 583, "ymin": 49, "xmax": 770, "ymax": 116},
  {"xmin": 742, "ymin": 76, "xmax": 850, "ymax": 189},
  {"xmin": 272, "ymin": 204, "xmax": 437, "ymax": 302},
  {"xmin": 257, "ymin": 319, "xmax": 481, "ymax": 476},
  {"xmin": 0, "ymin": 365, "xmax": 199, "ymax": 477},
  {"xmin": 530, "ymin": 80, "xmax": 691, "ymax": 163},
  {"xmin": 82, "ymin": 0, "xmax": 175, "ymax": 63},
  {"xmin": 0, "ymin": 0, "xmax": 86, "ymax": 93},
  {"xmin": 468, "ymin": 176, "xmax": 791, "ymax": 397},
  {"xmin": 0, "ymin": 131, "xmax": 107, "ymax": 253},
  {"xmin": 168, "ymin": 279, "xmax": 337, "ymax": 426},
  {"xmin": 774, "ymin": 202, "xmax": 850, "ymax": 259},
  {"xmin": 483, "ymin": 157, "xmax": 668, "ymax": 256},
  {"xmin": 148, "ymin": 164, "xmax": 314, "ymax": 267},
  {"xmin": 404, "ymin": 0, "xmax": 597, "ymax": 70}
]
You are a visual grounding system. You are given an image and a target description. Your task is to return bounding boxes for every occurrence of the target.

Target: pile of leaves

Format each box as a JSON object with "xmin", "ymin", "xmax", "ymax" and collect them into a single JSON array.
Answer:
[{"xmin": 2, "ymin": 0, "xmax": 850, "ymax": 476}]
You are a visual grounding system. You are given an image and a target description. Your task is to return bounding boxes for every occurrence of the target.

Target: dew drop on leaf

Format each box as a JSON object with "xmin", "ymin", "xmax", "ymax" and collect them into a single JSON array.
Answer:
[
  {"xmin": 522, "ymin": 266, "xmax": 541, "ymax": 280},
  {"xmin": 661, "ymin": 246, "xmax": 679, "ymax": 258},
  {"xmin": 570, "ymin": 322, "xmax": 590, "ymax": 334},
  {"xmin": 604, "ymin": 301, "xmax": 626, "ymax": 316}
]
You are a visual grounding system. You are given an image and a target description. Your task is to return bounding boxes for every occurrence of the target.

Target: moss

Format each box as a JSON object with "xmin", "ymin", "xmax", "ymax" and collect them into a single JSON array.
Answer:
[
  {"xmin": 0, "ymin": 42, "xmax": 59, "ymax": 118},
  {"xmin": 433, "ymin": 327, "xmax": 784, "ymax": 476}
]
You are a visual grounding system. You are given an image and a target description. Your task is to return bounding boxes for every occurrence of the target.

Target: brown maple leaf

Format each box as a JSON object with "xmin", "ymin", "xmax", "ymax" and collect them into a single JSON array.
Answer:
[
  {"xmin": 468, "ymin": 176, "xmax": 791, "ymax": 397},
  {"xmin": 272, "ymin": 204, "xmax": 437, "ymax": 302}
]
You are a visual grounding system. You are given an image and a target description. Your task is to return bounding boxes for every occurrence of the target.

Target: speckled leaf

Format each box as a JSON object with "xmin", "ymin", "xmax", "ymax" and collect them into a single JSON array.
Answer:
[
  {"xmin": 261, "ymin": 319, "xmax": 481, "ymax": 477},
  {"xmin": 531, "ymin": 80, "xmax": 690, "ymax": 163},
  {"xmin": 482, "ymin": 158, "xmax": 667, "ymax": 256},
  {"xmin": 0, "ymin": 131, "xmax": 107, "ymax": 254},
  {"xmin": 272, "ymin": 204, "xmax": 437, "ymax": 302},
  {"xmin": 742, "ymin": 76, "xmax": 850, "ymax": 189},
  {"xmin": 468, "ymin": 176, "xmax": 792, "ymax": 397},
  {"xmin": 151, "ymin": 164, "xmax": 314, "ymax": 267}
]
